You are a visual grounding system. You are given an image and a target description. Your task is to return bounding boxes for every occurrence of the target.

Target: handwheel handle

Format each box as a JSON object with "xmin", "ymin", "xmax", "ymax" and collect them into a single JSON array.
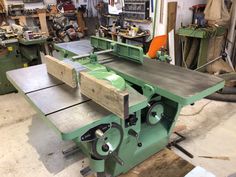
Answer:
[{"xmin": 109, "ymin": 151, "xmax": 124, "ymax": 166}]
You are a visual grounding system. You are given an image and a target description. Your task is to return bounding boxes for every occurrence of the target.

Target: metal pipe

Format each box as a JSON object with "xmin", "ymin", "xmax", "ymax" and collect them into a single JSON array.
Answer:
[
  {"xmin": 72, "ymin": 49, "xmax": 113, "ymax": 60},
  {"xmin": 72, "ymin": 54, "xmax": 90, "ymax": 60},
  {"xmin": 95, "ymin": 49, "xmax": 113, "ymax": 55},
  {"xmin": 206, "ymin": 93, "xmax": 236, "ymax": 102},
  {"xmin": 194, "ymin": 56, "xmax": 222, "ymax": 71}
]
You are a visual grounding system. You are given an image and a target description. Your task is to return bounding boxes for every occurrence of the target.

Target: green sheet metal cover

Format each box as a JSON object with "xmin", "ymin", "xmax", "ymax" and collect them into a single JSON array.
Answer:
[
  {"xmin": 90, "ymin": 36, "xmax": 144, "ymax": 64},
  {"xmin": 88, "ymin": 70, "xmax": 126, "ymax": 91}
]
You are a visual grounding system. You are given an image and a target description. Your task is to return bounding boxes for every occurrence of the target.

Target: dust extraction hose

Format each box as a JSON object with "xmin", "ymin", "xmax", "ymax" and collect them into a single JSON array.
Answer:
[{"xmin": 206, "ymin": 73, "xmax": 236, "ymax": 102}]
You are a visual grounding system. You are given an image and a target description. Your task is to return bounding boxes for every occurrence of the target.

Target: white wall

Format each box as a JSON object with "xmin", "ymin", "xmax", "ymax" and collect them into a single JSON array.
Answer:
[
  {"xmin": 72, "ymin": 0, "xmax": 207, "ymax": 37},
  {"xmin": 154, "ymin": 0, "xmax": 207, "ymax": 36}
]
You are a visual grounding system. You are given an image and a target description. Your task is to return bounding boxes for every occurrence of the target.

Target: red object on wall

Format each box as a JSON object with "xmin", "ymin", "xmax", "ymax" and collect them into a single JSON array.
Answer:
[{"xmin": 57, "ymin": 0, "xmax": 76, "ymax": 11}]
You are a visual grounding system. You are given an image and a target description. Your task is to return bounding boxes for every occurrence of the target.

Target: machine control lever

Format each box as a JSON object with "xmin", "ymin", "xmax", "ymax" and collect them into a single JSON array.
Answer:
[
  {"xmin": 95, "ymin": 129, "xmax": 104, "ymax": 139},
  {"xmin": 128, "ymin": 129, "xmax": 142, "ymax": 147},
  {"xmin": 95, "ymin": 129, "xmax": 107, "ymax": 145},
  {"xmin": 109, "ymin": 151, "xmax": 124, "ymax": 166}
]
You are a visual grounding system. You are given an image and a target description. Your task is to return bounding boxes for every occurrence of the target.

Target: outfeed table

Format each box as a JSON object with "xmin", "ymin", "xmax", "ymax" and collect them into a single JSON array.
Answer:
[{"xmin": 105, "ymin": 58, "xmax": 224, "ymax": 105}]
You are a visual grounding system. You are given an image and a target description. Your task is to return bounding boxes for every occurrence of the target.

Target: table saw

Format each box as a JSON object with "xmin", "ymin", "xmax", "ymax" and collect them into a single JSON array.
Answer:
[{"xmin": 7, "ymin": 37, "xmax": 224, "ymax": 177}]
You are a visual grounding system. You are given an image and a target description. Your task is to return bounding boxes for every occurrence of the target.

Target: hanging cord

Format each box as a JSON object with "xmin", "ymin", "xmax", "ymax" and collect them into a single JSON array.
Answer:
[{"xmin": 180, "ymin": 101, "xmax": 212, "ymax": 116}]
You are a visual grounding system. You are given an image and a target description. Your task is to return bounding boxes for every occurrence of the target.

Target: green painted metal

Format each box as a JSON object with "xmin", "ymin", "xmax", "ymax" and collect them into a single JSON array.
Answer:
[
  {"xmin": 112, "ymin": 42, "xmax": 144, "ymax": 64},
  {"xmin": 8, "ymin": 59, "xmax": 223, "ymax": 176},
  {"xmin": 157, "ymin": 51, "xmax": 171, "ymax": 62},
  {"xmin": 147, "ymin": 103, "xmax": 164, "ymax": 125},
  {"xmin": 96, "ymin": 127, "xmax": 122, "ymax": 156},
  {"xmin": 142, "ymin": 84, "xmax": 155, "ymax": 101},
  {"xmin": 90, "ymin": 36, "xmax": 144, "ymax": 64},
  {"xmin": 197, "ymin": 38, "xmax": 209, "ymax": 72},
  {"xmin": 177, "ymin": 27, "xmax": 226, "ymax": 72},
  {"xmin": 55, "ymin": 36, "xmax": 144, "ymax": 64},
  {"xmin": 89, "ymin": 53, "xmax": 98, "ymax": 64},
  {"xmin": 19, "ymin": 38, "xmax": 46, "ymax": 63},
  {"xmin": 18, "ymin": 38, "xmax": 47, "ymax": 45},
  {"xmin": 0, "ymin": 39, "xmax": 45, "ymax": 95},
  {"xmin": 20, "ymin": 45, "xmax": 39, "ymax": 61},
  {"xmin": 88, "ymin": 71, "xmax": 126, "ymax": 91},
  {"xmin": 106, "ymin": 122, "xmax": 170, "ymax": 176},
  {"xmin": 53, "ymin": 46, "xmax": 76, "ymax": 60},
  {"xmin": 91, "ymin": 36, "xmax": 113, "ymax": 50},
  {"xmin": 90, "ymin": 158, "xmax": 105, "ymax": 172},
  {"xmin": 0, "ymin": 42, "xmax": 23, "ymax": 95},
  {"xmin": 7, "ymin": 36, "xmax": 226, "ymax": 177},
  {"xmin": 177, "ymin": 26, "xmax": 226, "ymax": 39},
  {"xmin": 84, "ymin": 63, "xmax": 107, "ymax": 71},
  {"xmin": 58, "ymin": 49, "xmax": 223, "ymax": 176}
]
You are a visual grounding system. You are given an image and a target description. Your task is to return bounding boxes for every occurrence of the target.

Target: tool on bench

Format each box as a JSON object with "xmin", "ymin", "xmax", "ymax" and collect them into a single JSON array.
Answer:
[
  {"xmin": 7, "ymin": 36, "xmax": 225, "ymax": 177},
  {"xmin": 156, "ymin": 47, "xmax": 171, "ymax": 63}
]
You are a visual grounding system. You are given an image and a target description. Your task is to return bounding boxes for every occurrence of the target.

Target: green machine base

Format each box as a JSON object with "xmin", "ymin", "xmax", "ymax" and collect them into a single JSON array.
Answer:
[{"xmin": 7, "ymin": 37, "xmax": 224, "ymax": 176}]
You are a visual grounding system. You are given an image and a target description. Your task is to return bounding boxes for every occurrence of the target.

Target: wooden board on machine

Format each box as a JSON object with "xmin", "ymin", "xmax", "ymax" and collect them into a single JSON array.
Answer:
[
  {"xmin": 79, "ymin": 72, "xmax": 129, "ymax": 119},
  {"xmin": 44, "ymin": 55, "xmax": 78, "ymax": 88},
  {"xmin": 120, "ymin": 148, "xmax": 194, "ymax": 177}
]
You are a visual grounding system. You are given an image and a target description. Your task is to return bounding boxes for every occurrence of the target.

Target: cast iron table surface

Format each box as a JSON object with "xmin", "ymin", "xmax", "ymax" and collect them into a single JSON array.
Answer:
[
  {"xmin": 54, "ymin": 40, "xmax": 93, "ymax": 56},
  {"xmin": 105, "ymin": 58, "xmax": 224, "ymax": 104},
  {"xmin": 6, "ymin": 63, "xmax": 146, "ymax": 137}
]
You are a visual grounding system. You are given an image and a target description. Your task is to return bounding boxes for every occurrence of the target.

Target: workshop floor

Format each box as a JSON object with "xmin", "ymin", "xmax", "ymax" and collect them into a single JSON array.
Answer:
[{"xmin": 0, "ymin": 93, "xmax": 236, "ymax": 177}]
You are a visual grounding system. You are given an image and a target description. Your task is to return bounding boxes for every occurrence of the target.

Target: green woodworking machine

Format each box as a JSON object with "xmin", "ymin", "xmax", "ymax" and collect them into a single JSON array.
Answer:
[
  {"xmin": 0, "ymin": 38, "xmax": 46, "ymax": 95},
  {"xmin": 7, "ymin": 37, "xmax": 224, "ymax": 177}
]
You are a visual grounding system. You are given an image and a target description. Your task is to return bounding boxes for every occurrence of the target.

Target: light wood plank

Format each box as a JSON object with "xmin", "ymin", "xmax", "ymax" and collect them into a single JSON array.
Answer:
[
  {"xmin": 18, "ymin": 16, "xmax": 27, "ymax": 26},
  {"xmin": 167, "ymin": 2, "xmax": 177, "ymax": 33},
  {"xmin": 79, "ymin": 72, "xmax": 129, "ymax": 119},
  {"xmin": 45, "ymin": 55, "xmax": 78, "ymax": 88},
  {"xmin": 168, "ymin": 29, "xmax": 175, "ymax": 65},
  {"xmin": 38, "ymin": 12, "xmax": 49, "ymax": 36}
]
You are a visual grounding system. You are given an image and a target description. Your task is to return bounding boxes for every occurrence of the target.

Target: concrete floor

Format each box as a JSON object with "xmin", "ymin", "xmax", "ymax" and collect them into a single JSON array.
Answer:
[{"xmin": 0, "ymin": 93, "xmax": 236, "ymax": 177}]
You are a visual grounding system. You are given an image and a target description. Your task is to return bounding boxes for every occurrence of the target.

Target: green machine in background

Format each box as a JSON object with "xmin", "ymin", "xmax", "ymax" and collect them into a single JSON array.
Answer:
[
  {"xmin": 0, "ymin": 39, "xmax": 22, "ymax": 94},
  {"xmin": 0, "ymin": 38, "xmax": 46, "ymax": 95},
  {"xmin": 7, "ymin": 36, "xmax": 224, "ymax": 177},
  {"xmin": 177, "ymin": 26, "xmax": 226, "ymax": 71},
  {"xmin": 19, "ymin": 38, "xmax": 46, "ymax": 66}
]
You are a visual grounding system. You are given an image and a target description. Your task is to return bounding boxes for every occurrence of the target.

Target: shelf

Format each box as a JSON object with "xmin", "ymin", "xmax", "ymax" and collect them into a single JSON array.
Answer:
[
  {"xmin": 103, "ymin": 14, "xmax": 118, "ymax": 19},
  {"xmin": 9, "ymin": 14, "xmax": 49, "ymax": 19},
  {"xmin": 103, "ymin": 14, "xmax": 152, "ymax": 24},
  {"xmin": 124, "ymin": 18, "xmax": 152, "ymax": 24}
]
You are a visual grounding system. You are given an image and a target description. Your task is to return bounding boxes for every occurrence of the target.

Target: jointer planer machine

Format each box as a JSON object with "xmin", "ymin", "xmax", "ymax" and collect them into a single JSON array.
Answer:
[{"xmin": 7, "ymin": 37, "xmax": 224, "ymax": 177}]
